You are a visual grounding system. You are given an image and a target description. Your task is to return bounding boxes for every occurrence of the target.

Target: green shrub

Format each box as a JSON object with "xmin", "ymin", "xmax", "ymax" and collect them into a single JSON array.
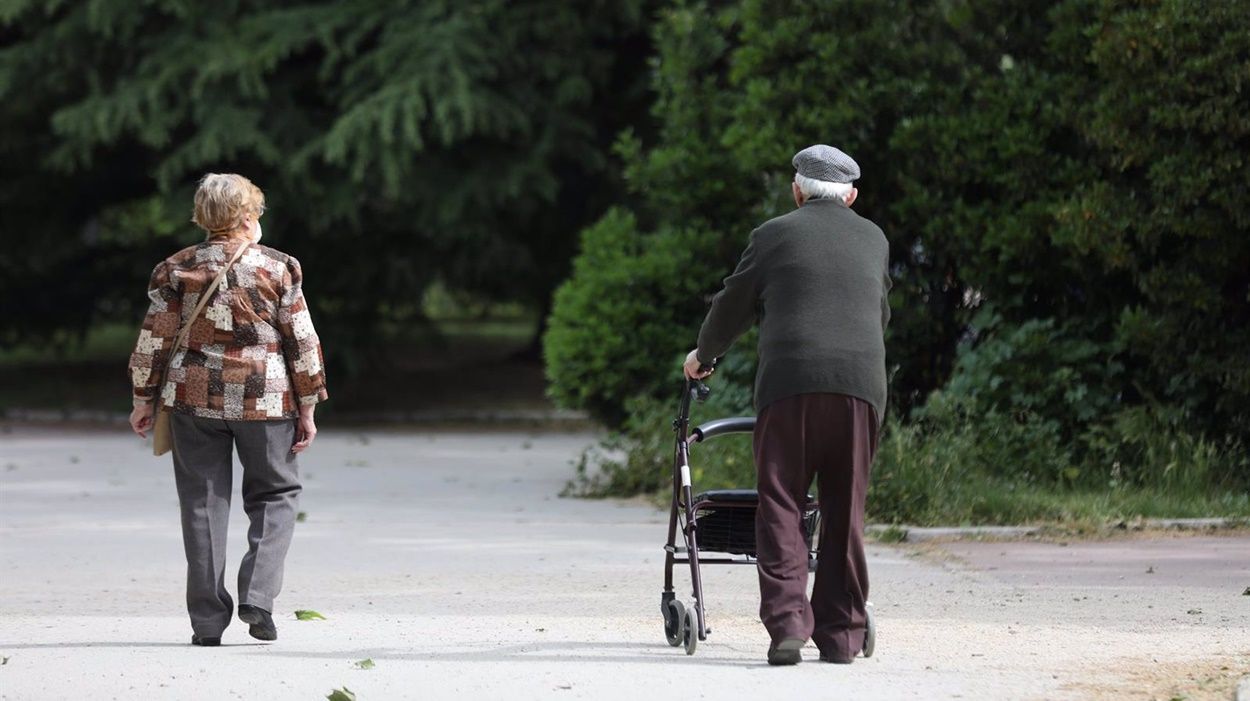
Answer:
[
  {"xmin": 564, "ymin": 349, "xmax": 758, "ymax": 497},
  {"xmin": 870, "ymin": 395, "xmax": 1250, "ymax": 525},
  {"xmin": 944, "ymin": 314, "xmax": 1123, "ymax": 430},
  {"xmin": 869, "ymin": 395, "xmax": 1076, "ymax": 524},
  {"xmin": 1055, "ymin": 0, "xmax": 1250, "ymax": 444},
  {"xmin": 1083, "ymin": 406, "xmax": 1250, "ymax": 492},
  {"xmin": 544, "ymin": 209, "xmax": 724, "ymax": 426},
  {"xmin": 568, "ymin": 375, "xmax": 1250, "ymax": 525}
]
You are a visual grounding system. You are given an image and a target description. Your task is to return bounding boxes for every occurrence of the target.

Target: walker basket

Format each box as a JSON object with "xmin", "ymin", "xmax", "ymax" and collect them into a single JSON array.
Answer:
[{"xmin": 692, "ymin": 492, "xmax": 819, "ymax": 556}]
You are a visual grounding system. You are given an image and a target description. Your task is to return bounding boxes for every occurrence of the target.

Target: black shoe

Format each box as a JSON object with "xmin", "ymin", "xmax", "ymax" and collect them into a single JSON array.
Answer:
[
  {"xmin": 191, "ymin": 635, "xmax": 221, "ymax": 647},
  {"xmin": 767, "ymin": 637, "xmax": 805, "ymax": 666},
  {"xmin": 818, "ymin": 651, "xmax": 854, "ymax": 664},
  {"xmin": 237, "ymin": 604, "xmax": 277, "ymax": 641}
]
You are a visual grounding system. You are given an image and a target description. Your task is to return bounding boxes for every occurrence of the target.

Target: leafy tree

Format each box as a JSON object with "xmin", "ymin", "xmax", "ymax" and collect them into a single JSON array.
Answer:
[
  {"xmin": 546, "ymin": 0, "xmax": 1249, "ymax": 491},
  {"xmin": 546, "ymin": 2, "xmax": 755, "ymax": 426},
  {"xmin": 1049, "ymin": 0, "xmax": 1250, "ymax": 439},
  {"xmin": 549, "ymin": 0, "xmax": 1072, "ymax": 423},
  {"xmin": 544, "ymin": 210, "xmax": 721, "ymax": 425}
]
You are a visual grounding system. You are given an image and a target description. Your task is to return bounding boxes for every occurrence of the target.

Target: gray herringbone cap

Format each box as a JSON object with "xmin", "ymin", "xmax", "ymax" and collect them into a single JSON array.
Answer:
[{"xmin": 792, "ymin": 144, "xmax": 860, "ymax": 183}]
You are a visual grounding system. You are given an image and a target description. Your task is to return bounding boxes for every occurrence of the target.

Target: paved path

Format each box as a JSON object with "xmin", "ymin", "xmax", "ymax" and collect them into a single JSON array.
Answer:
[{"xmin": 1, "ymin": 427, "xmax": 1246, "ymax": 700}]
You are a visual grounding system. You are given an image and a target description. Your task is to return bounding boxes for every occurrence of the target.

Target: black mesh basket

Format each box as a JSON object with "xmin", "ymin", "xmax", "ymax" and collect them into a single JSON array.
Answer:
[{"xmin": 693, "ymin": 501, "xmax": 819, "ymax": 556}]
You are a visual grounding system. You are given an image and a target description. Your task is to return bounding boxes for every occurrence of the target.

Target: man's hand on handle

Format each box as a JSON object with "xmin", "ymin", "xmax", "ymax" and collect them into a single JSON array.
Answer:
[
  {"xmin": 129, "ymin": 402, "xmax": 154, "ymax": 439},
  {"xmin": 684, "ymin": 349, "xmax": 714, "ymax": 380},
  {"xmin": 292, "ymin": 404, "xmax": 318, "ymax": 454}
]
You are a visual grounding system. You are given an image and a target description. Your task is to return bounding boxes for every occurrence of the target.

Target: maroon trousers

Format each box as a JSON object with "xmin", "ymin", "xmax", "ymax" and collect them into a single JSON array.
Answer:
[{"xmin": 753, "ymin": 392, "xmax": 879, "ymax": 660}]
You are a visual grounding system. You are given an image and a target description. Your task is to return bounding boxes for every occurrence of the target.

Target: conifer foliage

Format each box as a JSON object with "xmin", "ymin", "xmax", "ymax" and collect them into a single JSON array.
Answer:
[{"xmin": 0, "ymin": 0, "xmax": 649, "ymax": 359}]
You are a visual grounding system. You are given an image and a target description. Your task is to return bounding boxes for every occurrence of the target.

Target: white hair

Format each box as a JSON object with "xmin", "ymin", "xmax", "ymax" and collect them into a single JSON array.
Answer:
[{"xmin": 795, "ymin": 173, "xmax": 853, "ymax": 202}]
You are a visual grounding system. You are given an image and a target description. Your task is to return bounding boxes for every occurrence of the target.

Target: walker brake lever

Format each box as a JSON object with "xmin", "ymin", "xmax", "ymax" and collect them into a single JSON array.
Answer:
[{"xmin": 694, "ymin": 381, "xmax": 712, "ymax": 402}]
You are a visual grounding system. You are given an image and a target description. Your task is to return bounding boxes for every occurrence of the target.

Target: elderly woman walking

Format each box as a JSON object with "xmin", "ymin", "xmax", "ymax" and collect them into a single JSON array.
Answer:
[{"xmin": 127, "ymin": 174, "xmax": 328, "ymax": 646}]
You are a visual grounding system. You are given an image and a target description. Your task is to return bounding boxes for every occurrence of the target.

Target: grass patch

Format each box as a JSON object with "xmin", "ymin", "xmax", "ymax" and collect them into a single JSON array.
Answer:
[
  {"xmin": 869, "ymin": 404, "xmax": 1250, "ymax": 526},
  {"xmin": 0, "ymin": 323, "xmax": 136, "ymax": 367},
  {"xmin": 874, "ymin": 525, "xmax": 909, "ymax": 543},
  {"xmin": 565, "ymin": 394, "xmax": 1250, "ymax": 527},
  {"xmin": 431, "ymin": 317, "xmax": 536, "ymax": 342}
]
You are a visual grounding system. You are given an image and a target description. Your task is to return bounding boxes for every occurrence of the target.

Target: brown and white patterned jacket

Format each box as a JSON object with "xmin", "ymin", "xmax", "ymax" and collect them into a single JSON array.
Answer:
[{"xmin": 128, "ymin": 235, "xmax": 328, "ymax": 420}]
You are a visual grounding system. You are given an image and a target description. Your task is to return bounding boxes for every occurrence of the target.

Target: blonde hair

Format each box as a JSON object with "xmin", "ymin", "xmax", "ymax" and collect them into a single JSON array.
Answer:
[{"xmin": 191, "ymin": 173, "xmax": 265, "ymax": 234}]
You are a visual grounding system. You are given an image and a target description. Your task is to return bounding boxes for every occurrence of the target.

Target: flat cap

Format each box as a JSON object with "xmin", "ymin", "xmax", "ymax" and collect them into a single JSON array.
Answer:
[{"xmin": 792, "ymin": 144, "xmax": 860, "ymax": 183}]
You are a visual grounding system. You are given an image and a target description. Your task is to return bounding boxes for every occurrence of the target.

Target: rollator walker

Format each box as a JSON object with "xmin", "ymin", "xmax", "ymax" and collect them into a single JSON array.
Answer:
[{"xmin": 659, "ymin": 370, "xmax": 876, "ymax": 657}]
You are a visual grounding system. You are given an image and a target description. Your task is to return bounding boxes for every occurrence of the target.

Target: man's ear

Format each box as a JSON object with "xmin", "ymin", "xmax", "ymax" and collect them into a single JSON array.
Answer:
[
  {"xmin": 846, "ymin": 187, "xmax": 858, "ymax": 207},
  {"xmin": 792, "ymin": 182, "xmax": 805, "ymax": 207}
]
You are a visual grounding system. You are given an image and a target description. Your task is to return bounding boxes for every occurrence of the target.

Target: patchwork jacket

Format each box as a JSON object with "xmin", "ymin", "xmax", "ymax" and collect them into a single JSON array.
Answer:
[{"xmin": 128, "ymin": 235, "xmax": 329, "ymax": 420}]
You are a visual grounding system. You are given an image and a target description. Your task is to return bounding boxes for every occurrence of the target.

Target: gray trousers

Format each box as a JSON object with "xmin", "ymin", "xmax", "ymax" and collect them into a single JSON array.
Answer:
[{"xmin": 171, "ymin": 414, "xmax": 301, "ymax": 636}]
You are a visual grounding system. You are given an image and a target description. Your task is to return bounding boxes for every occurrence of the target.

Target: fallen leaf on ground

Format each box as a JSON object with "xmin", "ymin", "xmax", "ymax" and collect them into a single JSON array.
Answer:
[
  {"xmin": 295, "ymin": 610, "xmax": 326, "ymax": 621},
  {"xmin": 354, "ymin": 658, "xmax": 375, "ymax": 670},
  {"xmin": 326, "ymin": 687, "xmax": 356, "ymax": 701},
  {"xmin": 296, "ymin": 512, "xmax": 307, "ymax": 523}
]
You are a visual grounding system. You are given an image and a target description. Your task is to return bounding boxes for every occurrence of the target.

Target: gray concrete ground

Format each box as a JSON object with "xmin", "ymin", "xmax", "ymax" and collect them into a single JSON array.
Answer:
[{"xmin": 0, "ymin": 426, "xmax": 1246, "ymax": 700}]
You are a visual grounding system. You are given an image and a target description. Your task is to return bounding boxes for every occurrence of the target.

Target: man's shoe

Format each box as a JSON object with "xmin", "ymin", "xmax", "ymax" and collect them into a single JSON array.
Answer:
[
  {"xmin": 237, "ymin": 604, "xmax": 277, "ymax": 641},
  {"xmin": 818, "ymin": 651, "xmax": 854, "ymax": 664},
  {"xmin": 767, "ymin": 637, "xmax": 805, "ymax": 666},
  {"xmin": 191, "ymin": 635, "xmax": 221, "ymax": 647}
]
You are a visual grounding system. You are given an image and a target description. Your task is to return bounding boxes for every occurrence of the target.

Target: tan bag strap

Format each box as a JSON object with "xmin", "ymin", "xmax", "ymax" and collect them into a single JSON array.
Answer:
[{"xmin": 171, "ymin": 241, "xmax": 250, "ymax": 354}]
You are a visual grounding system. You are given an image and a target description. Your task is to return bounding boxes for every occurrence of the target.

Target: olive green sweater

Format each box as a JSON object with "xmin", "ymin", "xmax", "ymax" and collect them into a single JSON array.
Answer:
[{"xmin": 696, "ymin": 198, "xmax": 891, "ymax": 419}]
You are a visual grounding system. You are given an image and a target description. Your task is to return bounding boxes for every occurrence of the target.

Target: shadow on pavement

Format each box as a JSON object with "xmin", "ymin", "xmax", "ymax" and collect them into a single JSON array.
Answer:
[
  {"xmin": 0, "ymin": 641, "xmax": 271, "ymax": 649},
  {"xmin": 259, "ymin": 640, "xmax": 771, "ymax": 668}
]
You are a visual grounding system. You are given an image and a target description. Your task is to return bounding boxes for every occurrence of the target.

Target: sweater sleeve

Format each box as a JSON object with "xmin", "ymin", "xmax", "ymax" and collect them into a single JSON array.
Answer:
[
  {"xmin": 696, "ymin": 231, "xmax": 762, "ymax": 365},
  {"xmin": 276, "ymin": 256, "xmax": 329, "ymax": 407},
  {"xmin": 128, "ymin": 260, "xmax": 182, "ymax": 406}
]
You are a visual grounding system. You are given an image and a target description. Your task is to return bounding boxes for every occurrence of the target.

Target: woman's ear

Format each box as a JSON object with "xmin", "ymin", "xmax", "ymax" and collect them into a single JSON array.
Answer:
[
  {"xmin": 792, "ymin": 182, "xmax": 805, "ymax": 207},
  {"xmin": 846, "ymin": 187, "xmax": 858, "ymax": 207}
]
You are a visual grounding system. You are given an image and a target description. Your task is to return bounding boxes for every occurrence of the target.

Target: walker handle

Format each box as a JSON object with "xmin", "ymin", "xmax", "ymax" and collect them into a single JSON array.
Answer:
[
  {"xmin": 689, "ymin": 358, "xmax": 719, "ymax": 402},
  {"xmin": 697, "ymin": 357, "xmax": 718, "ymax": 376}
]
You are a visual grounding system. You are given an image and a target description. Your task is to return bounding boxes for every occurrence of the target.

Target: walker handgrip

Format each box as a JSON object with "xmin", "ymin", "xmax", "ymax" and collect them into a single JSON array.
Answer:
[
  {"xmin": 691, "ymin": 416, "xmax": 756, "ymax": 442},
  {"xmin": 688, "ymin": 358, "xmax": 718, "ymax": 403},
  {"xmin": 696, "ymin": 357, "xmax": 720, "ymax": 376}
]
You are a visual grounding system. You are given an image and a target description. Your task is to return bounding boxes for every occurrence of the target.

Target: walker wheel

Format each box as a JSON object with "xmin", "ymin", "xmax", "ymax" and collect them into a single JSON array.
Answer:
[
  {"xmin": 682, "ymin": 608, "xmax": 698, "ymax": 655},
  {"xmin": 863, "ymin": 603, "xmax": 876, "ymax": 658},
  {"xmin": 664, "ymin": 599, "xmax": 685, "ymax": 647}
]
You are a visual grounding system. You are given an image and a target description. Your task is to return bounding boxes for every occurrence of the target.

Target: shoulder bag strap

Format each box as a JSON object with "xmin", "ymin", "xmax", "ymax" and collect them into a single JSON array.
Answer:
[{"xmin": 170, "ymin": 241, "xmax": 250, "ymax": 354}]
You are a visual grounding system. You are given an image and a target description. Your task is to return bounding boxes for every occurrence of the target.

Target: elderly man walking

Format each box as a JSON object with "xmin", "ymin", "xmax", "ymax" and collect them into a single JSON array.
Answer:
[{"xmin": 684, "ymin": 145, "xmax": 891, "ymax": 666}]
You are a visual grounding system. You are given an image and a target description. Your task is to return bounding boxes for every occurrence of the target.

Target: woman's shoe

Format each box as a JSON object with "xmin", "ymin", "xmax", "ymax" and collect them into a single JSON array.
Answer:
[
  {"xmin": 237, "ymin": 604, "xmax": 277, "ymax": 641},
  {"xmin": 191, "ymin": 634, "xmax": 221, "ymax": 646}
]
